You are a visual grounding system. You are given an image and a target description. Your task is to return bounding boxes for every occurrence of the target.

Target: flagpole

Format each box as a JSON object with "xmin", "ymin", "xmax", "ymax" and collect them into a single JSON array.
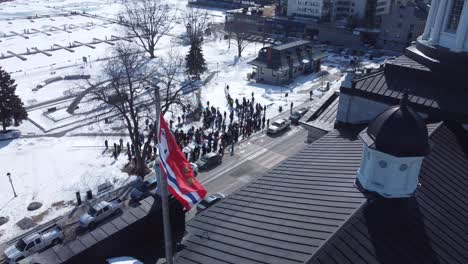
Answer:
[{"xmin": 154, "ymin": 85, "xmax": 174, "ymax": 264}]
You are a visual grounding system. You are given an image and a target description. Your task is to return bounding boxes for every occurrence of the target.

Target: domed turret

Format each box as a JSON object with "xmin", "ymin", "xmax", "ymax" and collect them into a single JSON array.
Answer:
[
  {"xmin": 361, "ymin": 94, "xmax": 430, "ymax": 157},
  {"xmin": 356, "ymin": 94, "xmax": 430, "ymax": 198}
]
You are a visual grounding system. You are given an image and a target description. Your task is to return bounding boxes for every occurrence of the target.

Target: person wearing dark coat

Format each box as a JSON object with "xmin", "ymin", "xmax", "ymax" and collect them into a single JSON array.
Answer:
[
  {"xmin": 213, "ymin": 140, "xmax": 218, "ymax": 152},
  {"xmin": 105, "ymin": 140, "xmax": 108, "ymax": 149}
]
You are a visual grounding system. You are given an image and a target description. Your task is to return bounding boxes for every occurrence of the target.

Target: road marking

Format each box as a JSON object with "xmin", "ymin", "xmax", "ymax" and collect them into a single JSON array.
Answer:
[
  {"xmin": 200, "ymin": 127, "xmax": 301, "ymax": 185},
  {"xmin": 249, "ymin": 151, "xmax": 287, "ymax": 169}
]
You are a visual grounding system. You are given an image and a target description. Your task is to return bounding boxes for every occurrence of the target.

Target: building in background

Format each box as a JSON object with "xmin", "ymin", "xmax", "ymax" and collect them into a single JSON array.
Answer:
[
  {"xmin": 225, "ymin": 5, "xmax": 307, "ymax": 39},
  {"xmin": 286, "ymin": 0, "xmax": 391, "ymax": 25},
  {"xmin": 286, "ymin": 0, "xmax": 334, "ymax": 22},
  {"xmin": 248, "ymin": 40, "xmax": 327, "ymax": 84},
  {"xmin": 377, "ymin": 1, "xmax": 428, "ymax": 51}
]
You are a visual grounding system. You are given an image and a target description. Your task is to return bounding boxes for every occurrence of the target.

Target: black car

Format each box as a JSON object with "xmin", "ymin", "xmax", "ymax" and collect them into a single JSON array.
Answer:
[
  {"xmin": 195, "ymin": 152, "xmax": 222, "ymax": 171},
  {"xmin": 289, "ymin": 107, "xmax": 309, "ymax": 125},
  {"xmin": 196, "ymin": 193, "xmax": 225, "ymax": 213},
  {"xmin": 130, "ymin": 177, "xmax": 158, "ymax": 202}
]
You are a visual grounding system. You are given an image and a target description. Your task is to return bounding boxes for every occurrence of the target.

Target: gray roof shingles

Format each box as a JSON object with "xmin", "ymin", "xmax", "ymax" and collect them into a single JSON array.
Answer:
[
  {"xmin": 308, "ymin": 123, "xmax": 468, "ymax": 264},
  {"xmin": 176, "ymin": 128, "xmax": 366, "ymax": 264},
  {"xmin": 176, "ymin": 121, "xmax": 468, "ymax": 264}
]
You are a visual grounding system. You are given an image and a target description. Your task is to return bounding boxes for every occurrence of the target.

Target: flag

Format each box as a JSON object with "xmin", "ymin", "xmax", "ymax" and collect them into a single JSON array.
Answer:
[{"xmin": 158, "ymin": 113, "xmax": 207, "ymax": 210}]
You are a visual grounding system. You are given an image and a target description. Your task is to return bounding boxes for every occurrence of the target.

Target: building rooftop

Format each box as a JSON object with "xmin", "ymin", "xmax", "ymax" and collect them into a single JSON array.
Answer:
[
  {"xmin": 309, "ymin": 122, "xmax": 468, "ymax": 264},
  {"xmin": 345, "ymin": 55, "xmax": 468, "ymax": 121},
  {"xmin": 175, "ymin": 118, "xmax": 468, "ymax": 263},
  {"xmin": 273, "ymin": 40, "xmax": 311, "ymax": 51}
]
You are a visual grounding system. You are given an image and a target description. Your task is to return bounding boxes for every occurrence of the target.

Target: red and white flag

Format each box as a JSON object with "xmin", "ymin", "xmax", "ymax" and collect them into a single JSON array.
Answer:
[{"xmin": 157, "ymin": 113, "xmax": 207, "ymax": 210}]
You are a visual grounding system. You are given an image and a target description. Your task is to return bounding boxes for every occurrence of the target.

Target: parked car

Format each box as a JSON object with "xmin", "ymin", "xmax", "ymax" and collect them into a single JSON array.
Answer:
[
  {"xmin": 195, "ymin": 152, "xmax": 222, "ymax": 171},
  {"xmin": 289, "ymin": 107, "xmax": 309, "ymax": 125},
  {"xmin": 130, "ymin": 177, "xmax": 158, "ymax": 202},
  {"xmin": 190, "ymin": 162, "xmax": 199, "ymax": 177},
  {"xmin": 79, "ymin": 198, "xmax": 123, "ymax": 230},
  {"xmin": 196, "ymin": 193, "xmax": 225, "ymax": 213},
  {"xmin": 4, "ymin": 226, "xmax": 64, "ymax": 263},
  {"xmin": 106, "ymin": 256, "xmax": 143, "ymax": 264},
  {"xmin": 267, "ymin": 118, "xmax": 291, "ymax": 135}
]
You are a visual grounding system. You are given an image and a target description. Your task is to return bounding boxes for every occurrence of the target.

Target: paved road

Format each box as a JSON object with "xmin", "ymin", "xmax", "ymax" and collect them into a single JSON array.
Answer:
[{"xmin": 185, "ymin": 124, "xmax": 308, "ymax": 221}]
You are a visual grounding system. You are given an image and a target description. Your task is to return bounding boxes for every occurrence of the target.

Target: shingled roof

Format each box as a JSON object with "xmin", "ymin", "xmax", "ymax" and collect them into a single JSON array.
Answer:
[
  {"xmin": 175, "ymin": 127, "xmax": 364, "ymax": 264},
  {"xmin": 308, "ymin": 122, "xmax": 468, "ymax": 264},
  {"xmin": 175, "ymin": 120, "xmax": 468, "ymax": 264},
  {"xmin": 248, "ymin": 40, "xmax": 327, "ymax": 71}
]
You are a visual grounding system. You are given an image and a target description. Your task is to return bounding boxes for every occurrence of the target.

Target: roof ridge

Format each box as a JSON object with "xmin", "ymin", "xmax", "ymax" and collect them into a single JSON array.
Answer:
[
  {"xmin": 353, "ymin": 69, "xmax": 384, "ymax": 82},
  {"xmin": 428, "ymin": 122, "xmax": 444, "ymax": 137}
]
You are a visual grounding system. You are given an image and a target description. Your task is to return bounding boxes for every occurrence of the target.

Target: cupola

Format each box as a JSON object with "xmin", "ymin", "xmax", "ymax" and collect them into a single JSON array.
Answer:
[{"xmin": 356, "ymin": 94, "xmax": 430, "ymax": 198}]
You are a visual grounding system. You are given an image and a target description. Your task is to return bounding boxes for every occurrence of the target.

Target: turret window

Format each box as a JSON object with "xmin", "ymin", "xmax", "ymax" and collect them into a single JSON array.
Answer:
[
  {"xmin": 400, "ymin": 164, "xmax": 408, "ymax": 171},
  {"xmin": 447, "ymin": 0, "xmax": 465, "ymax": 32},
  {"xmin": 379, "ymin": 160, "xmax": 388, "ymax": 168}
]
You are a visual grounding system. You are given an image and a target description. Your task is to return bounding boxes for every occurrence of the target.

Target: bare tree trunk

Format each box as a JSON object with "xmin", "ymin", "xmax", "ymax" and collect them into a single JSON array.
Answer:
[{"xmin": 124, "ymin": 0, "xmax": 173, "ymax": 59}]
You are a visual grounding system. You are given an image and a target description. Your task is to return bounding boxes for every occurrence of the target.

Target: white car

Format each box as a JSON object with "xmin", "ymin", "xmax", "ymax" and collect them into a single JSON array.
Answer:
[
  {"xmin": 106, "ymin": 256, "xmax": 143, "ymax": 264},
  {"xmin": 79, "ymin": 199, "xmax": 123, "ymax": 230},
  {"xmin": 190, "ymin": 162, "xmax": 199, "ymax": 176},
  {"xmin": 267, "ymin": 118, "xmax": 291, "ymax": 135},
  {"xmin": 4, "ymin": 226, "xmax": 63, "ymax": 263}
]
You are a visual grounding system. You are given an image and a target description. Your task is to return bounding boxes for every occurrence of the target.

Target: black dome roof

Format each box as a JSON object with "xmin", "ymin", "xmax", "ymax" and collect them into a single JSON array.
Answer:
[{"xmin": 360, "ymin": 94, "xmax": 430, "ymax": 157}]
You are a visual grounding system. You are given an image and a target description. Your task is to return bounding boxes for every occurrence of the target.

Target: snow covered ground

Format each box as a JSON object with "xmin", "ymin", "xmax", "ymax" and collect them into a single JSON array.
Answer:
[
  {"xmin": 0, "ymin": 136, "xmax": 134, "ymax": 242},
  {"xmin": 0, "ymin": 0, "xmax": 389, "ymax": 244}
]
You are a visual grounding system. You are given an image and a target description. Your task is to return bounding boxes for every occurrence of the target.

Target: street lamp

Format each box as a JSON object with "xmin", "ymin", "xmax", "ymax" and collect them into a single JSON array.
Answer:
[{"xmin": 6, "ymin": 172, "xmax": 17, "ymax": 197}]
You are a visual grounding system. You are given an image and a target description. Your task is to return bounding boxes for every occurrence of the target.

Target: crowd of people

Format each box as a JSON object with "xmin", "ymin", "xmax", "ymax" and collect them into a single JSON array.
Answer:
[
  {"xmin": 104, "ymin": 85, "xmax": 298, "ymax": 165},
  {"xmin": 172, "ymin": 86, "xmax": 271, "ymax": 162}
]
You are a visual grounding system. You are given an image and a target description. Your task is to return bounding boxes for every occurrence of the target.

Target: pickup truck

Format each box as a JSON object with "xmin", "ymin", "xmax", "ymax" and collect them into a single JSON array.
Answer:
[
  {"xmin": 79, "ymin": 198, "xmax": 123, "ymax": 230},
  {"xmin": 3, "ymin": 226, "xmax": 64, "ymax": 263}
]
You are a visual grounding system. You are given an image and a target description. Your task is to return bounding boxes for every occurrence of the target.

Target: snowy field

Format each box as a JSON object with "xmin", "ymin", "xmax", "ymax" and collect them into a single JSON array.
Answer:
[{"xmin": 0, "ymin": 0, "xmax": 388, "ymax": 244}]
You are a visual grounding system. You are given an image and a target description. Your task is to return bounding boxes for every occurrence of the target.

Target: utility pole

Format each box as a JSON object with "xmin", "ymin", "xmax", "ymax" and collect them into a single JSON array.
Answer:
[
  {"xmin": 6, "ymin": 172, "xmax": 17, "ymax": 197},
  {"xmin": 153, "ymin": 85, "xmax": 173, "ymax": 264}
]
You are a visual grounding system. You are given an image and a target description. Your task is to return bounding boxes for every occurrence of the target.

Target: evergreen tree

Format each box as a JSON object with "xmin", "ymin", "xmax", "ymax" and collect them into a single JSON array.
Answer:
[
  {"xmin": 185, "ymin": 40, "xmax": 207, "ymax": 79},
  {"xmin": 0, "ymin": 66, "xmax": 28, "ymax": 132}
]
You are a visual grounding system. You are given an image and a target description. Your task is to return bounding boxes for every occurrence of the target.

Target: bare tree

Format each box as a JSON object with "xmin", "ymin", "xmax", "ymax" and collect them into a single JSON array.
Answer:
[
  {"xmin": 183, "ymin": 8, "xmax": 209, "ymax": 45},
  {"xmin": 226, "ymin": 21, "xmax": 250, "ymax": 58},
  {"xmin": 82, "ymin": 45, "xmax": 194, "ymax": 176},
  {"xmin": 124, "ymin": 0, "xmax": 174, "ymax": 58},
  {"xmin": 86, "ymin": 43, "xmax": 157, "ymax": 175},
  {"xmin": 155, "ymin": 51, "xmax": 195, "ymax": 115},
  {"xmin": 232, "ymin": 31, "xmax": 250, "ymax": 58}
]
